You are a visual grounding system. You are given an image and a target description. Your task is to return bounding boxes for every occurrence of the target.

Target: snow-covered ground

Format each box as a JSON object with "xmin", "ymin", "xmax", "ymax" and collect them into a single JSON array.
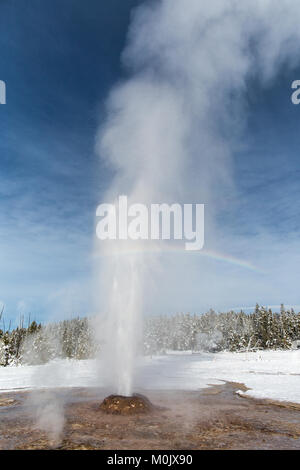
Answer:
[{"xmin": 0, "ymin": 350, "xmax": 299, "ymax": 404}]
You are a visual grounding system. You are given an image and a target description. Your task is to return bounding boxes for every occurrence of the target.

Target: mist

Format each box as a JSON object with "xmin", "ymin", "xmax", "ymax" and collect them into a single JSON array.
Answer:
[{"xmin": 94, "ymin": 0, "xmax": 300, "ymax": 395}]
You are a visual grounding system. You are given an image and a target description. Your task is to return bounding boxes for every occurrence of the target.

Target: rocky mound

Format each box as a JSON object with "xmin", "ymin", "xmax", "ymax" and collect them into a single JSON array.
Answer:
[{"xmin": 99, "ymin": 393, "xmax": 154, "ymax": 415}]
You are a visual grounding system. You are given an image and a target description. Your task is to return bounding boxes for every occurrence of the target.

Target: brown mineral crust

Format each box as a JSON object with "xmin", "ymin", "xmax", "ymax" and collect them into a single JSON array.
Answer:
[
  {"xmin": 99, "ymin": 393, "xmax": 154, "ymax": 415},
  {"xmin": 2, "ymin": 384, "xmax": 300, "ymax": 449}
]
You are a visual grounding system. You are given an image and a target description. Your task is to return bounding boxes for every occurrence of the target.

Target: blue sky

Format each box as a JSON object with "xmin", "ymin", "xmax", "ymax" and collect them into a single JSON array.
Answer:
[
  {"xmin": 0, "ymin": 0, "xmax": 142, "ymax": 324},
  {"xmin": 1, "ymin": 0, "xmax": 300, "ymax": 325}
]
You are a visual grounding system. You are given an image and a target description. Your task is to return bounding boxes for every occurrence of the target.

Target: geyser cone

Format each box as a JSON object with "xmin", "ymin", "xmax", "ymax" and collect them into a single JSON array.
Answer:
[{"xmin": 99, "ymin": 393, "xmax": 154, "ymax": 415}]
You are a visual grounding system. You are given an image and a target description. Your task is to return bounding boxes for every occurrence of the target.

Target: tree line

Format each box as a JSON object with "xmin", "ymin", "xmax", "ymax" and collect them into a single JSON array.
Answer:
[{"xmin": 0, "ymin": 304, "xmax": 300, "ymax": 366}]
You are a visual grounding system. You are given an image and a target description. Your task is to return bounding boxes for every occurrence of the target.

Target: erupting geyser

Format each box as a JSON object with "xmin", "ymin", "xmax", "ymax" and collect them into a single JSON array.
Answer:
[
  {"xmin": 97, "ymin": 249, "xmax": 145, "ymax": 397},
  {"xmin": 99, "ymin": 394, "xmax": 154, "ymax": 415}
]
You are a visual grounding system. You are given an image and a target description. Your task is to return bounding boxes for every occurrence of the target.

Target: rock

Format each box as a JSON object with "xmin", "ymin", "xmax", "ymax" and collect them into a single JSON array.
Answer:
[{"xmin": 99, "ymin": 394, "xmax": 154, "ymax": 415}]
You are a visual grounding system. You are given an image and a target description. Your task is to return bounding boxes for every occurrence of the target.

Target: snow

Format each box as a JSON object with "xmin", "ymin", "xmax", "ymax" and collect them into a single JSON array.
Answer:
[
  {"xmin": 0, "ymin": 350, "xmax": 299, "ymax": 404},
  {"xmin": 137, "ymin": 350, "xmax": 300, "ymax": 404}
]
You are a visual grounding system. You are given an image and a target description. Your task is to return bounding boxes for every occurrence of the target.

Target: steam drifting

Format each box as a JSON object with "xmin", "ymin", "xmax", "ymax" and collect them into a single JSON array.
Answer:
[{"xmin": 95, "ymin": 0, "xmax": 300, "ymax": 396}]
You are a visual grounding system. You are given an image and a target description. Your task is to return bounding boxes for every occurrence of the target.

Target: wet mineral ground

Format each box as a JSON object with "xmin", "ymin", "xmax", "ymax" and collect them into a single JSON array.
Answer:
[{"xmin": 1, "ymin": 382, "xmax": 300, "ymax": 450}]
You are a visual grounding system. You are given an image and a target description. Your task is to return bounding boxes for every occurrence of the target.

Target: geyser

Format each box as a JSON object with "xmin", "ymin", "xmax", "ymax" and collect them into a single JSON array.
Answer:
[
  {"xmin": 95, "ymin": 0, "xmax": 300, "ymax": 399},
  {"xmin": 99, "ymin": 394, "xmax": 154, "ymax": 415}
]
